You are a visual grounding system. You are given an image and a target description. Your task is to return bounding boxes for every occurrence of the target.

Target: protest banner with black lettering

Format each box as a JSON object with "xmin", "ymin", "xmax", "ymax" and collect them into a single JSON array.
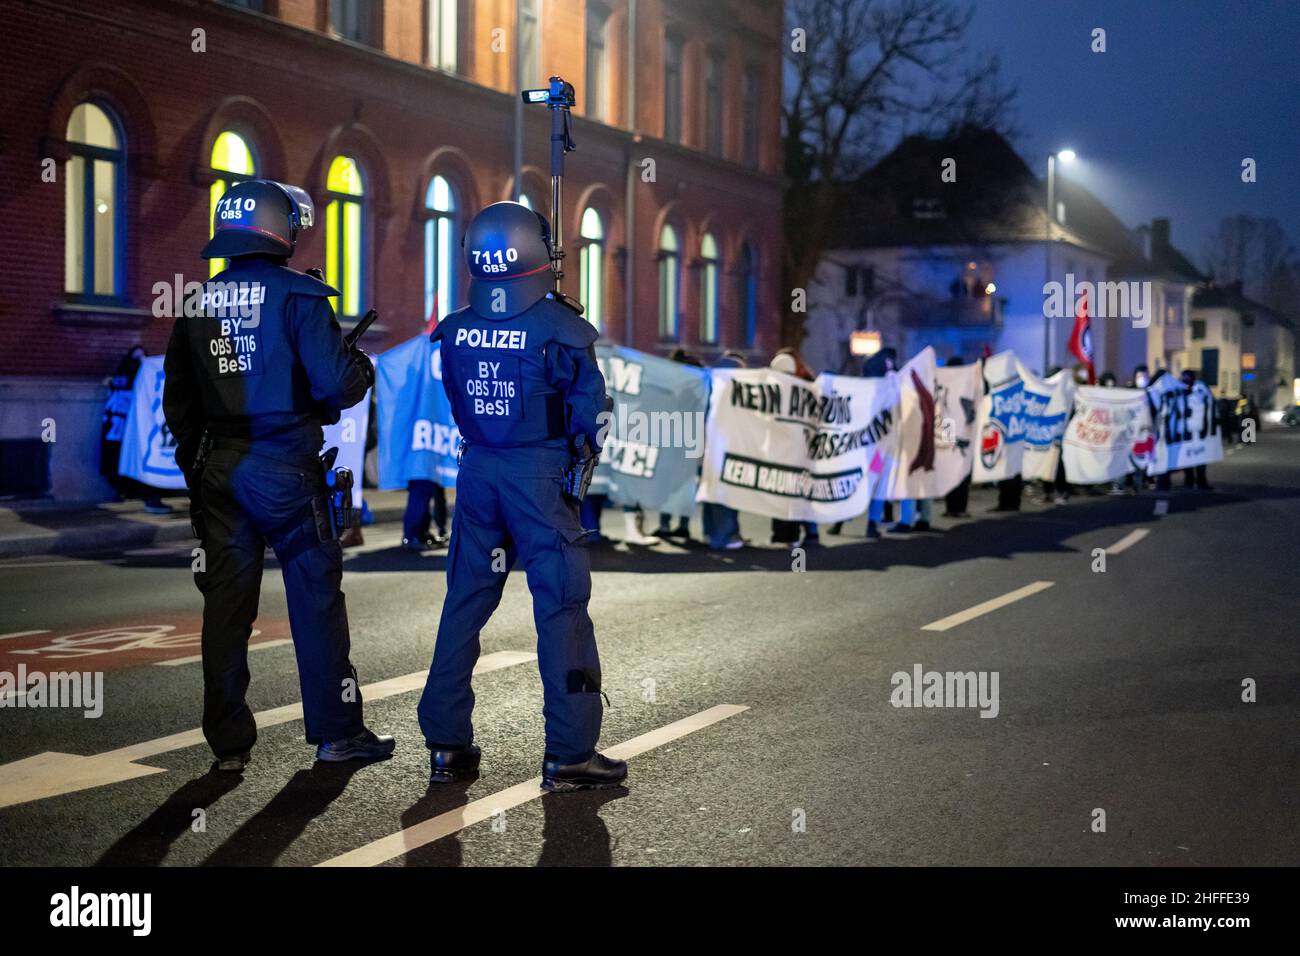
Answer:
[
  {"xmin": 593, "ymin": 345, "xmax": 710, "ymax": 516},
  {"xmin": 973, "ymin": 352, "xmax": 1074, "ymax": 483},
  {"xmin": 696, "ymin": 368, "xmax": 898, "ymax": 522},
  {"xmin": 375, "ymin": 335, "xmax": 459, "ymax": 489},
  {"xmin": 883, "ymin": 348, "xmax": 980, "ymax": 499},
  {"xmin": 1062, "ymin": 386, "xmax": 1154, "ymax": 484},
  {"xmin": 1145, "ymin": 375, "xmax": 1222, "ymax": 475}
]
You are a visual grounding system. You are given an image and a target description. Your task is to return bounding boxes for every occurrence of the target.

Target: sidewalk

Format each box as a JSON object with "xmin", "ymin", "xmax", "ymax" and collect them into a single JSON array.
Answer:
[{"xmin": 0, "ymin": 490, "xmax": 412, "ymax": 559}]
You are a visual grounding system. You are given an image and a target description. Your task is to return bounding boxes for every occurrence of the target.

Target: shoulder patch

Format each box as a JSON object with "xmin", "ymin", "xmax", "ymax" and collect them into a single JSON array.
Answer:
[{"xmin": 288, "ymin": 269, "xmax": 339, "ymax": 298}]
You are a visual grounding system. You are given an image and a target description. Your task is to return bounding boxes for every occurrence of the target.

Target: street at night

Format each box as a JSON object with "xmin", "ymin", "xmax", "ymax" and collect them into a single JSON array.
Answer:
[{"xmin": 3, "ymin": 431, "xmax": 1296, "ymax": 868}]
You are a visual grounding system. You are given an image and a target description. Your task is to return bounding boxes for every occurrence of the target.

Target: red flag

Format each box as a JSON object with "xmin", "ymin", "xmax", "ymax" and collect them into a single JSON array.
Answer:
[
  {"xmin": 1068, "ymin": 287, "xmax": 1096, "ymax": 384},
  {"xmin": 424, "ymin": 296, "xmax": 439, "ymax": 337}
]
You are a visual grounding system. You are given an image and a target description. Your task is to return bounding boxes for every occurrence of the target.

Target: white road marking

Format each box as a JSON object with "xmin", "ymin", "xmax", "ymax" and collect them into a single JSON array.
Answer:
[
  {"xmin": 317, "ymin": 703, "xmax": 749, "ymax": 868},
  {"xmin": 1104, "ymin": 528, "xmax": 1150, "ymax": 554},
  {"xmin": 921, "ymin": 581, "xmax": 1055, "ymax": 632},
  {"xmin": 0, "ymin": 630, "xmax": 50, "ymax": 641},
  {"xmin": 0, "ymin": 650, "xmax": 536, "ymax": 810},
  {"xmin": 153, "ymin": 638, "xmax": 292, "ymax": 666}
]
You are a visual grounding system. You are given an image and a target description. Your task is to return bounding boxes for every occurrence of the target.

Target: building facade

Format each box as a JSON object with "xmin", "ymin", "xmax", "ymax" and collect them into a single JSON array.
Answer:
[{"xmin": 0, "ymin": 0, "xmax": 784, "ymax": 500}]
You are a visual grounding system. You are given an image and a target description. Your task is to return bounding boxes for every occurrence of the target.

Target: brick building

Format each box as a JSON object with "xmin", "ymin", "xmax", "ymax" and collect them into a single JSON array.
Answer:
[{"xmin": 0, "ymin": 0, "xmax": 784, "ymax": 501}]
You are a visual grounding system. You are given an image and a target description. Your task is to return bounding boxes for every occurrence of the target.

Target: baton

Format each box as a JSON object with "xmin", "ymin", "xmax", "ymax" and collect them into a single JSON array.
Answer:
[{"xmin": 345, "ymin": 309, "xmax": 378, "ymax": 350}]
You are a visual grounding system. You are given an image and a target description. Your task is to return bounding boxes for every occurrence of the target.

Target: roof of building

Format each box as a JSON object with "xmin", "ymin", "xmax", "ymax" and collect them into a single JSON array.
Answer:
[{"xmin": 832, "ymin": 127, "xmax": 1199, "ymax": 277}]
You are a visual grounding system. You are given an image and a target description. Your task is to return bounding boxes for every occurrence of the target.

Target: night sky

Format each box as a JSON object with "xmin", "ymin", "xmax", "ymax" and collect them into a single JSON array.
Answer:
[{"xmin": 963, "ymin": 0, "xmax": 1300, "ymax": 267}]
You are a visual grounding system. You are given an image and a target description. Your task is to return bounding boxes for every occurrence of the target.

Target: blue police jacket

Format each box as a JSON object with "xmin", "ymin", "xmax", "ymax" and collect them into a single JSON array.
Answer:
[
  {"xmin": 163, "ymin": 256, "xmax": 369, "ymax": 470},
  {"xmin": 432, "ymin": 295, "xmax": 606, "ymax": 451}
]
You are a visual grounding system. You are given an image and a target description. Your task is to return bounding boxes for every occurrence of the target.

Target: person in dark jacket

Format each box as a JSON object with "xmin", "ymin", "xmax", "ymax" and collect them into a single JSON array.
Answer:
[{"xmin": 163, "ymin": 179, "xmax": 394, "ymax": 771}]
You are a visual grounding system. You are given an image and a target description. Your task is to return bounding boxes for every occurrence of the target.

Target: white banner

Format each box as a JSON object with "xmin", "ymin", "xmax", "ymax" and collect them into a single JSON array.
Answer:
[
  {"xmin": 1146, "ymin": 376, "xmax": 1222, "ymax": 475},
  {"xmin": 119, "ymin": 354, "xmax": 370, "ymax": 502},
  {"xmin": 973, "ymin": 352, "xmax": 1074, "ymax": 483},
  {"xmin": 696, "ymin": 367, "xmax": 898, "ymax": 522},
  {"xmin": 322, "ymin": 385, "xmax": 370, "ymax": 508},
  {"xmin": 118, "ymin": 355, "xmax": 188, "ymax": 490},
  {"xmin": 884, "ymin": 348, "xmax": 980, "ymax": 499},
  {"xmin": 1062, "ymin": 386, "xmax": 1155, "ymax": 484}
]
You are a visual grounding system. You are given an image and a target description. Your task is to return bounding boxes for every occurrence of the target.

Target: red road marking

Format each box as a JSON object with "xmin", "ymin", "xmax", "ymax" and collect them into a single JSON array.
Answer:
[{"xmin": 0, "ymin": 617, "xmax": 289, "ymax": 671}]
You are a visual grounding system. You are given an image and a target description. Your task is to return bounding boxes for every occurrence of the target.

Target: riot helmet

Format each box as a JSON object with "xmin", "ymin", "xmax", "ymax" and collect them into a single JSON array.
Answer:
[
  {"xmin": 463, "ymin": 201, "xmax": 555, "ymax": 318},
  {"xmin": 201, "ymin": 179, "xmax": 316, "ymax": 260}
]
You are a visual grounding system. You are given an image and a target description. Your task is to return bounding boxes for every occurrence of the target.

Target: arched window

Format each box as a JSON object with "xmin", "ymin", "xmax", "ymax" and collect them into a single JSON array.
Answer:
[
  {"xmin": 740, "ymin": 242, "xmax": 758, "ymax": 347},
  {"xmin": 578, "ymin": 207, "xmax": 605, "ymax": 333},
  {"xmin": 325, "ymin": 155, "xmax": 366, "ymax": 319},
  {"xmin": 657, "ymin": 224, "xmax": 680, "ymax": 338},
  {"xmin": 699, "ymin": 232, "xmax": 719, "ymax": 343},
  {"xmin": 65, "ymin": 102, "xmax": 125, "ymax": 300},
  {"xmin": 424, "ymin": 174, "xmax": 458, "ymax": 323},
  {"xmin": 208, "ymin": 131, "xmax": 257, "ymax": 276}
]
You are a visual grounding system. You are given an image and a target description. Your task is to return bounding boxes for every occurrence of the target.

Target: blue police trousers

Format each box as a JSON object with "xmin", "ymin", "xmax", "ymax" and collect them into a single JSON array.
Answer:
[
  {"xmin": 418, "ymin": 444, "xmax": 603, "ymax": 764},
  {"xmin": 196, "ymin": 447, "xmax": 365, "ymax": 756}
]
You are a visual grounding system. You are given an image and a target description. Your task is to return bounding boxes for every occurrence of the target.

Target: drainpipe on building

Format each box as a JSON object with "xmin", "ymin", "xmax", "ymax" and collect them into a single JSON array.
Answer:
[{"xmin": 623, "ymin": 0, "xmax": 638, "ymax": 347}]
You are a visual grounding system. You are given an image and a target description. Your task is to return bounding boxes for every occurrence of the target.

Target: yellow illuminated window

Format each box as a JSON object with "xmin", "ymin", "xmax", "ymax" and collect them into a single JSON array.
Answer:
[
  {"xmin": 325, "ymin": 155, "xmax": 365, "ymax": 318},
  {"xmin": 208, "ymin": 131, "xmax": 257, "ymax": 276}
]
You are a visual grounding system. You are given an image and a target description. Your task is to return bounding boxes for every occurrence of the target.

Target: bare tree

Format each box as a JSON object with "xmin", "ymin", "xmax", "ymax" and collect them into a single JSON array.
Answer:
[
  {"xmin": 782, "ymin": 0, "xmax": 1015, "ymax": 347},
  {"xmin": 1202, "ymin": 214, "xmax": 1297, "ymax": 314}
]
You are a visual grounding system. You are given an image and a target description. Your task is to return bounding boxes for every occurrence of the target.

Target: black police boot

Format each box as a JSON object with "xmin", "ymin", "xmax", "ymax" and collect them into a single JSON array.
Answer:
[
  {"xmin": 541, "ymin": 752, "xmax": 628, "ymax": 792},
  {"xmin": 215, "ymin": 751, "xmax": 250, "ymax": 773},
  {"xmin": 316, "ymin": 728, "xmax": 396, "ymax": 762},
  {"xmin": 428, "ymin": 743, "xmax": 482, "ymax": 783}
]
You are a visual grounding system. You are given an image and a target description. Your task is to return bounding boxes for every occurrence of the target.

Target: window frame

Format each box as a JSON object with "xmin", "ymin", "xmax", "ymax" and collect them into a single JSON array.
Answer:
[
  {"xmin": 207, "ymin": 130, "xmax": 259, "ymax": 277},
  {"xmin": 64, "ymin": 100, "xmax": 126, "ymax": 305},
  {"xmin": 324, "ymin": 155, "xmax": 368, "ymax": 320},
  {"xmin": 657, "ymin": 223, "xmax": 681, "ymax": 339},
  {"xmin": 426, "ymin": 0, "xmax": 458, "ymax": 72},
  {"xmin": 578, "ymin": 206, "xmax": 606, "ymax": 333},
  {"xmin": 423, "ymin": 174, "xmax": 459, "ymax": 325},
  {"xmin": 663, "ymin": 31, "xmax": 684, "ymax": 143},
  {"xmin": 585, "ymin": 3, "xmax": 610, "ymax": 122},
  {"xmin": 704, "ymin": 49, "xmax": 725, "ymax": 157},
  {"xmin": 699, "ymin": 232, "xmax": 720, "ymax": 344},
  {"xmin": 740, "ymin": 242, "xmax": 758, "ymax": 348}
]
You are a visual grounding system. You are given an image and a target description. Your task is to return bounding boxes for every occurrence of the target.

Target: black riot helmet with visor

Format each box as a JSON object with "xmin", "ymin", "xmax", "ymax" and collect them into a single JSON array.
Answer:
[
  {"xmin": 463, "ymin": 200, "xmax": 556, "ymax": 318},
  {"xmin": 201, "ymin": 179, "xmax": 316, "ymax": 261}
]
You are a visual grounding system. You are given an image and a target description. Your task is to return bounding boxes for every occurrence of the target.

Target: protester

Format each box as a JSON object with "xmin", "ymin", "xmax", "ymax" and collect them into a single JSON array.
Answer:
[
  {"xmin": 100, "ymin": 344, "xmax": 173, "ymax": 514},
  {"xmin": 941, "ymin": 356, "xmax": 972, "ymax": 517},
  {"xmin": 768, "ymin": 347, "xmax": 820, "ymax": 547},
  {"xmin": 1180, "ymin": 369, "xmax": 1213, "ymax": 490},
  {"xmin": 702, "ymin": 351, "xmax": 748, "ymax": 550},
  {"xmin": 402, "ymin": 479, "xmax": 449, "ymax": 551}
]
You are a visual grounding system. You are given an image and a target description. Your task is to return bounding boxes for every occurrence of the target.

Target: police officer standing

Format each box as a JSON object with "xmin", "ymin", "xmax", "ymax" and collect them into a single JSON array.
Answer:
[
  {"xmin": 418, "ymin": 201, "xmax": 626, "ymax": 791},
  {"xmin": 163, "ymin": 179, "xmax": 394, "ymax": 770}
]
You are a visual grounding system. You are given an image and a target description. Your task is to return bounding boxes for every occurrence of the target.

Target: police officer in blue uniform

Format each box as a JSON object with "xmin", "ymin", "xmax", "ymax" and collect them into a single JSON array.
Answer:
[
  {"xmin": 418, "ymin": 201, "xmax": 626, "ymax": 791},
  {"xmin": 163, "ymin": 179, "xmax": 395, "ymax": 770}
]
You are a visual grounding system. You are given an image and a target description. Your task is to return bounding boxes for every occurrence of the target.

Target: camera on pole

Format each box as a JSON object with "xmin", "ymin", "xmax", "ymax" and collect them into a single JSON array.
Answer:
[{"xmin": 521, "ymin": 76, "xmax": 580, "ymax": 309}]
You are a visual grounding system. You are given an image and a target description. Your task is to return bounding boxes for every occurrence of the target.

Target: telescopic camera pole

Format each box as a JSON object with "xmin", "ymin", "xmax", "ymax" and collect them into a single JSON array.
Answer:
[{"xmin": 521, "ymin": 76, "xmax": 578, "ymax": 301}]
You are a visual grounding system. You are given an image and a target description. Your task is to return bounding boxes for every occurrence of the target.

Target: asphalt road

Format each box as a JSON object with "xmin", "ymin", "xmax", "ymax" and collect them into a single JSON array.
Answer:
[{"xmin": 1, "ymin": 429, "xmax": 1297, "ymax": 867}]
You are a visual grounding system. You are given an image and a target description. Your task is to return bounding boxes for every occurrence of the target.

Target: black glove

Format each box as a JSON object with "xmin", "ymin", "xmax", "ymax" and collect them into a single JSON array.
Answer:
[
  {"xmin": 351, "ymin": 349, "xmax": 375, "ymax": 390},
  {"xmin": 562, "ymin": 437, "xmax": 598, "ymax": 502}
]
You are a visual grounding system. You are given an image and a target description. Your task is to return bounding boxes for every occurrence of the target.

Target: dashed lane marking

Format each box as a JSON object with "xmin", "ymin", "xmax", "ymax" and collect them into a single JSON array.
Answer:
[
  {"xmin": 1104, "ymin": 528, "xmax": 1150, "ymax": 554},
  {"xmin": 316, "ymin": 704, "xmax": 751, "ymax": 868},
  {"xmin": 921, "ymin": 581, "xmax": 1055, "ymax": 632},
  {"xmin": 0, "ymin": 650, "xmax": 536, "ymax": 810}
]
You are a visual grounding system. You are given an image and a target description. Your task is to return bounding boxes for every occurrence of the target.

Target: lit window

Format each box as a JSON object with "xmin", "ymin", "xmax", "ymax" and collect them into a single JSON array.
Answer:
[
  {"xmin": 427, "ymin": 0, "xmax": 457, "ymax": 72},
  {"xmin": 658, "ymin": 224, "xmax": 680, "ymax": 338},
  {"xmin": 578, "ymin": 207, "xmax": 604, "ymax": 332},
  {"xmin": 663, "ymin": 33, "xmax": 683, "ymax": 143},
  {"xmin": 585, "ymin": 4, "xmax": 609, "ymax": 122},
  {"xmin": 208, "ymin": 131, "xmax": 257, "ymax": 276},
  {"xmin": 325, "ymin": 155, "xmax": 366, "ymax": 318},
  {"xmin": 65, "ymin": 102, "xmax": 124, "ymax": 300},
  {"xmin": 699, "ymin": 233, "xmax": 719, "ymax": 343},
  {"xmin": 424, "ymin": 175, "xmax": 458, "ymax": 323},
  {"xmin": 740, "ymin": 243, "xmax": 757, "ymax": 347}
]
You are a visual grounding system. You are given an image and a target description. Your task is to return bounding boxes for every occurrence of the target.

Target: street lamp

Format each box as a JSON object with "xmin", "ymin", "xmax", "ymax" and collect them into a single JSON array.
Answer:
[{"xmin": 1044, "ymin": 149, "xmax": 1076, "ymax": 372}]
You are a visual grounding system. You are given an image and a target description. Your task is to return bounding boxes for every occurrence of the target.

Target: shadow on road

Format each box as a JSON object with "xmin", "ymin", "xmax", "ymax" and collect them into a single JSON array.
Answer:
[
  {"xmin": 397, "ymin": 782, "xmax": 474, "ymax": 867},
  {"xmin": 200, "ymin": 760, "xmax": 371, "ymax": 866},
  {"xmin": 538, "ymin": 788, "xmax": 626, "ymax": 866},
  {"xmin": 95, "ymin": 769, "xmax": 243, "ymax": 866}
]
